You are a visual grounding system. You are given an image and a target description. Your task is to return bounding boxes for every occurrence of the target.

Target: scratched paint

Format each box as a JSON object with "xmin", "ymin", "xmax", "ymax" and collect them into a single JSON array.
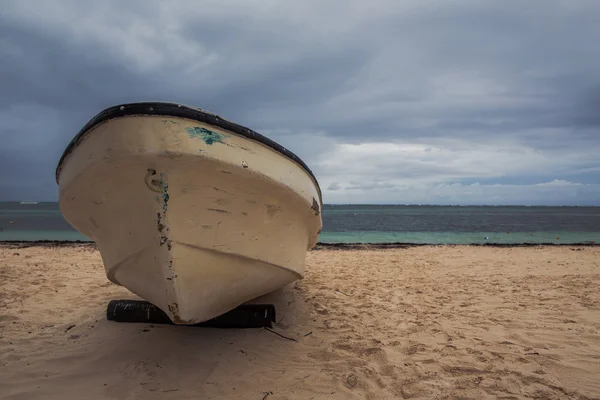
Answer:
[
  {"xmin": 311, "ymin": 198, "xmax": 320, "ymax": 216},
  {"xmin": 156, "ymin": 173, "xmax": 172, "ymax": 249},
  {"xmin": 186, "ymin": 127, "xmax": 227, "ymax": 145},
  {"xmin": 160, "ymin": 172, "xmax": 169, "ymax": 213},
  {"xmin": 162, "ymin": 187, "xmax": 169, "ymax": 213},
  {"xmin": 145, "ymin": 169, "xmax": 162, "ymax": 193},
  {"xmin": 155, "ymin": 171, "xmax": 175, "ymax": 308}
]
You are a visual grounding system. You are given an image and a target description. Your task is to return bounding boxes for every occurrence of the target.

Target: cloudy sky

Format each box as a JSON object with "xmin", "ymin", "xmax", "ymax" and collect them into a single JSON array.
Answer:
[{"xmin": 1, "ymin": 0, "xmax": 599, "ymax": 205}]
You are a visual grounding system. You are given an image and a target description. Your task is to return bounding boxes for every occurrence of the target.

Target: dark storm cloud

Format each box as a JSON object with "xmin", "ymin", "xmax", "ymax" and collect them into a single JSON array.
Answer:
[
  {"xmin": 0, "ymin": 22, "xmax": 170, "ymax": 198},
  {"xmin": 1, "ymin": 0, "xmax": 600, "ymax": 204},
  {"xmin": 0, "ymin": 25, "xmax": 155, "ymax": 112}
]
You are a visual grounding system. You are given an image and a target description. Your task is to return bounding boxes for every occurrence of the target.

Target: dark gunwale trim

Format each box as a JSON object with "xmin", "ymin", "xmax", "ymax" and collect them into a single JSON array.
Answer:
[{"xmin": 55, "ymin": 102, "xmax": 322, "ymax": 203}]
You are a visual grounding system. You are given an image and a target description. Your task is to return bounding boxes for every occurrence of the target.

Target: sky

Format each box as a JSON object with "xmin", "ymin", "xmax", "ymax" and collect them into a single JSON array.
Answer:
[{"xmin": 1, "ymin": 0, "xmax": 599, "ymax": 205}]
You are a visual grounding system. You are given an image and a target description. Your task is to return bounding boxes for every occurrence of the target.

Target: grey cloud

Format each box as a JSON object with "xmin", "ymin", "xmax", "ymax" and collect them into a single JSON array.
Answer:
[
  {"xmin": 1, "ymin": 0, "xmax": 600, "ymax": 203},
  {"xmin": 346, "ymin": 182, "xmax": 398, "ymax": 191}
]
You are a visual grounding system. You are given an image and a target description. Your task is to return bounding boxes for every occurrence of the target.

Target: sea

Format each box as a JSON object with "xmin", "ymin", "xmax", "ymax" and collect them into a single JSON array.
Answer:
[{"xmin": 1, "ymin": 202, "xmax": 599, "ymax": 244}]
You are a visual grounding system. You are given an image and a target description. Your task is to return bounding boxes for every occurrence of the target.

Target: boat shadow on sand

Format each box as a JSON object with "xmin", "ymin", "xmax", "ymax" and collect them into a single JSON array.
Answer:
[{"xmin": 71, "ymin": 282, "xmax": 316, "ymax": 396}]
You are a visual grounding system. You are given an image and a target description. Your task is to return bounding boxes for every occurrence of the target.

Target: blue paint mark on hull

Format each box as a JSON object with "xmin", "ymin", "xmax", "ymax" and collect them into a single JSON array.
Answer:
[
  {"xmin": 160, "ymin": 172, "xmax": 169, "ymax": 213},
  {"xmin": 186, "ymin": 127, "xmax": 227, "ymax": 145}
]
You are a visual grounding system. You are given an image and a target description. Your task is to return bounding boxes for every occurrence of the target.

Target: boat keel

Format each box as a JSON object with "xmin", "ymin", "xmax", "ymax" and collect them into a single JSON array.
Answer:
[{"xmin": 108, "ymin": 241, "xmax": 299, "ymax": 324}]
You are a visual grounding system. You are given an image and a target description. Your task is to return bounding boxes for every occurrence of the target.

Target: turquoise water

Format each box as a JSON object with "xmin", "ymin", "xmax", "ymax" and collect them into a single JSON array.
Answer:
[
  {"xmin": 0, "ymin": 230, "xmax": 91, "ymax": 242},
  {"xmin": 2, "ymin": 230, "xmax": 596, "ymax": 245},
  {"xmin": 318, "ymin": 231, "xmax": 598, "ymax": 244}
]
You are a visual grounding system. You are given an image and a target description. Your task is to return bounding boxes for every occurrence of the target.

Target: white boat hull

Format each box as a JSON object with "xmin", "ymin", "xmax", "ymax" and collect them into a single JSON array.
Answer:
[{"xmin": 56, "ymin": 103, "xmax": 322, "ymax": 324}]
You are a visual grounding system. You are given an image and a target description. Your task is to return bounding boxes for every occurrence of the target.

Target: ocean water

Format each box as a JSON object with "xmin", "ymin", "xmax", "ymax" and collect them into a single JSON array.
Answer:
[{"xmin": 1, "ymin": 202, "xmax": 599, "ymax": 244}]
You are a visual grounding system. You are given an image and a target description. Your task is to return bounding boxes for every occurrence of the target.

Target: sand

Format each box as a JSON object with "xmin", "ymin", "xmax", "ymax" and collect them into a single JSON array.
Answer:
[{"xmin": 1, "ymin": 244, "xmax": 599, "ymax": 400}]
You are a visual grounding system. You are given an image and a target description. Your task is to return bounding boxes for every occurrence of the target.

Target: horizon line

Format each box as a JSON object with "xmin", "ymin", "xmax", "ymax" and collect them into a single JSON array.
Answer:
[{"xmin": 2, "ymin": 201, "xmax": 599, "ymax": 207}]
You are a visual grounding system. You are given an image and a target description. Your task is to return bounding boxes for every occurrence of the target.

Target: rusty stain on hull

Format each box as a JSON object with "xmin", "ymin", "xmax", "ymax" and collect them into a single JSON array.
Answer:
[
  {"xmin": 311, "ymin": 198, "xmax": 320, "ymax": 216},
  {"xmin": 156, "ymin": 212, "xmax": 165, "ymax": 232},
  {"xmin": 155, "ymin": 173, "xmax": 174, "ymax": 277},
  {"xmin": 168, "ymin": 302, "xmax": 185, "ymax": 324}
]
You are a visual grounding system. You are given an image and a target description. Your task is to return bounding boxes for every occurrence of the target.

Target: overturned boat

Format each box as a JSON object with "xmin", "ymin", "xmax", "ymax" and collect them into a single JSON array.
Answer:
[{"xmin": 56, "ymin": 102, "xmax": 322, "ymax": 324}]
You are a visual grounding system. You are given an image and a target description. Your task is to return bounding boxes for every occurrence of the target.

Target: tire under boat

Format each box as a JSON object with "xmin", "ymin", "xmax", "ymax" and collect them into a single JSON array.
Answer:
[{"xmin": 56, "ymin": 102, "xmax": 322, "ymax": 324}]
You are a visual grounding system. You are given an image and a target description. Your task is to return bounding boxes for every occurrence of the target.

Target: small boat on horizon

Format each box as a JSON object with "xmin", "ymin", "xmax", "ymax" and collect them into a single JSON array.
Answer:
[
  {"xmin": 19, "ymin": 201, "xmax": 39, "ymax": 205},
  {"xmin": 56, "ymin": 102, "xmax": 323, "ymax": 324}
]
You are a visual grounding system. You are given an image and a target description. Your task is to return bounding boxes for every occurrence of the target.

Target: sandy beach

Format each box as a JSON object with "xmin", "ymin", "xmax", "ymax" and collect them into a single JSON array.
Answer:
[{"xmin": 1, "ymin": 244, "xmax": 599, "ymax": 399}]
